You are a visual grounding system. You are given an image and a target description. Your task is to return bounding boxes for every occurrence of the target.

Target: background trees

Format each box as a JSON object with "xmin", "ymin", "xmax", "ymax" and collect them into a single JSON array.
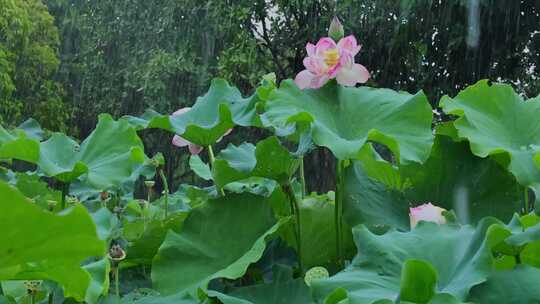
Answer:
[
  {"xmin": 0, "ymin": 0, "xmax": 68, "ymax": 130},
  {"xmin": 1, "ymin": 0, "xmax": 539, "ymax": 192}
]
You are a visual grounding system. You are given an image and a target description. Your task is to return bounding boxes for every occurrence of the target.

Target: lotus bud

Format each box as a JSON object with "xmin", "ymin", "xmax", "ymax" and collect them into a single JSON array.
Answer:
[
  {"xmin": 409, "ymin": 203, "xmax": 447, "ymax": 228},
  {"xmin": 328, "ymin": 16, "xmax": 344, "ymax": 41}
]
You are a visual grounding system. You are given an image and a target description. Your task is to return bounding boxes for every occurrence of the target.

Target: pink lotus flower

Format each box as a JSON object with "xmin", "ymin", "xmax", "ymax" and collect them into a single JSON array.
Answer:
[
  {"xmin": 409, "ymin": 203, "xmax": 447, "ymax": 228},
  {"xmin": 171, "ymin": 107, "xmax": 232, "ymax": 155},
  {"xmin": 294, "ymin": 35, "xmax": 370, "ymax": 89}
]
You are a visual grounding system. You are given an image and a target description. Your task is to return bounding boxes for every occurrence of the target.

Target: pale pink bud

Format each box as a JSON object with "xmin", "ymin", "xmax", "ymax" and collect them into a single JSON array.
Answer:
[{"xmin": 409, "ymin": 203, "xmax": 447, "ymax": 228}]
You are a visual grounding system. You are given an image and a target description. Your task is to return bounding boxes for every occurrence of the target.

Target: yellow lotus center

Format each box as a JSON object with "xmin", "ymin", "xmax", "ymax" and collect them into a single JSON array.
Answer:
[{"xmin": 323, "ymin": 49, "xmax": 340, "ymax": 67}]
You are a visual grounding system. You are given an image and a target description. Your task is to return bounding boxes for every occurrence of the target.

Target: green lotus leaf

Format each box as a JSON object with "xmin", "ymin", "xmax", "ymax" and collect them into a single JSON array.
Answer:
[
  {"xmin": 124, "ymin": 79, "xmax": 261, "ymax": 146},
  {"xmin": 399, "ymin": 259, "xmax": 438, "ymax": 303},
  {"xmin": 224, "ymin": 177, "xmax": 279, "ymax": 197},
  {"xmin": 0, "ymin": 125, "xmax": 40, "ymax": 163},
  {"xmin": 151, "ymin": 192, "xmax": 290, "ymax": 296},
  {"xmin": 323, "ymin": 288, "xmax": 349, "ymax": 304},
  {"xmin": 440, "ymin": 80, "xmax": 540, "ymax": 203},
  {"xmin": 344, "ymin": 135, "xmax": 523, "ymax": 231},
  {"xmin": 427, "ymin": 293, "xmax": 464, "ymax": 304},
  {"xmin": 0, "ymin": 181, "xmax": 105, "ymax": 301},
  {"xmin": 123, "ymin": 109, "xmax": 172, "ymax": 131},
  {"xmin": 91, "ymin": 207, "xmax": 120, "ymax": 242},
  {"xmin": 468, "ymin": 265, "xmax": 540, "ymax": 303},
  {"xmin": 264, "ymin": 80, "xmax": 433, "ymax": 162},
  {"xmin": 0, "ymin": 295, "xmax": 15, "ymax": 304},
  {"xmin": 13, "ymin": 173, "xmax": 62, "ymax": 210},
  {"xmin": 189, "ymin": 155, "xmax": 212, "ymax": 180},
  {"xmin": 83, "ymin": 258, "xmax": 111, "ymax": 304},
  {"xmin": 124, "ymin": 212, "xmax": 188, "ymax": 265},
  {"xmin": 207, "ymin": 265, "xmax": 312, "ymax": 304},
  {"xmin": 284, "ymin": 193, "xmax": 354, "ymax": 270},
  {"xmin": 311, "ymin": 219, "xmax": 497, "ymax": 303},
  {"xmin": 212, "ymin": 136, "xmax": 300, "ymax": 188},
  {"xmin": 101, "ymin": 292, "xmax": 198, "ymax": 304},
  {"xmin": 470, "ymin": 214, "xmax": 540, "ymax": 270},
  {"xmin": 506, "ymin": 222, "xmax": 540, "ymax": 247},
  {"xmin": 17, "ymin": 118, "xmax": 46, "ymax": 141},
  {"xmin": 170, "ymin": 78, "xmax": 261, "ymax": 145},
  {"xmin": 128, "ymin": 293, "xmax": 198, "ymax": 304},
  {"xmin": 0, "ymin": 281, "xmax": 30, "ymax": 302},
  {"xmin": 37, "ymin": 114, "xmax": 147, "ymax": 190}
]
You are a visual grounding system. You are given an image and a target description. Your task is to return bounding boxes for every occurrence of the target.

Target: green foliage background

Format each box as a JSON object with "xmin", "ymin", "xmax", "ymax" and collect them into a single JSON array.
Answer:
[
  {"xmin": 0, "ymin": 0, "xmax": 69, "ymax": 131},
  {"xmin": 1, "ymin": 0, "xmax": 539, "ymax": 192}
]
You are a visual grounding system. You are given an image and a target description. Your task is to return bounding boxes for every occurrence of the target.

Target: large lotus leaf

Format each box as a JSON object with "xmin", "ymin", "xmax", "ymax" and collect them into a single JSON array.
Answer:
[
  {"xmin": 207, "ymin": 266, "xmax": 312, "ymax": 304},
  {"xmin": 0, "ymin": 125, "xmax": 40, "ymax": 163},
  {"xmin": 264, "ymin": 80, "xmax": 433, "ymax": 162},
  {"xmin": 468, "ymin": 265, "xmax": 540, "ymax": 303},
  {"xmin": 13, "ymin": 173, "xmax": 62, "ymax": 210},
  {"xmin": 282, "ymin": 193, "xmax": 354, "ymax": 270},
  {"xmin": 123, "ymin": 109, "xmax": 172, "ymax": 131},
  {"xmin": 128, "ymin": 293, "xmax": 198, "ymax": 304},
  {"xmin": 123, "ymin": 79, "xmax": 261, "ymax": 146},
  {"xmin": 189, "ymin": 155, "xmax": 212, "ymax": 180},
  {"xmin": 491, "ymin": 214, "xmax": 540, "ymax": 268},
  {"xmin": 440, "ymin": 80, "xmax": 540, "ymax": 202},
  {"xmin": 151, "ymin": 192, "xmax": 289, "ymax": 296},
  {"xmin": 344, "ymin": 135, "xmax": 523, "ymax": 231},
  {"xmin": 124, "ymin": 212, "xmax": 187, "ymax": 265},
  {"xmin": 212, "ymin": 136, "xmax": 300, "ymax": 188},
  {"xmin": 37, "ymin": 114, "xmax": 146, "ymax": 189},
  {"xmin": 0, "ymin": 296, "xmax": 14, "ymax": 304},
  {"xmin": 311, "ymin": 219, "xmax": 497, "ymax": 303},
  {"xmin": 451, "ymin": 213, "xmax": 540, "ymax": 271},
  {"xmin": 0, "ymin": 181, "xmax": 106, "ymax": 300},
  {"xmin": 91, "ymin": 208, "xmax": 120, "ymax": 242},
  {"xmin": 83, "ymin": 258, "xmax": 111, "ymax": 304},
  {"xmin": 17, "ymin": 118, "xmax": 46, "ymax": 141},
  {"xmin": 101, "ymin": 292, "xmax": 198, "ymax": 304}
]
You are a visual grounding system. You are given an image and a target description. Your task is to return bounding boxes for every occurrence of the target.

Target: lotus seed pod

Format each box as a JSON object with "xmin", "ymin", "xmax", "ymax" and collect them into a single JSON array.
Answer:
[
  {"xmin": 100, "ymin": 191, "xmax": 109, "ymax": 201},
  {"xmin": 304, "ymin": 266, "xmax": 329, "ymax": 287},
  {"xmin": 144, "ymin": 180, "xmax": 155, "ymax": 188},
  {"xmin": 108, "ymin": 244, "xmax": 126, "ymax": 262},
  {"xmin": 24, "ymin": 280, "xmax": 41, "ymax": 294},
  {"xmin": 47, "ymin": 200, "xmax": 57, "ymax": 211},
  {"xmin": 67, "ymin": 196, "xmax": 80, "ymax": 205}
]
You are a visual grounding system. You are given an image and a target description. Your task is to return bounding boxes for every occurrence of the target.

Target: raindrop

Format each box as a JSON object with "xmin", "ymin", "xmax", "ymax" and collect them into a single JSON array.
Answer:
[{"xmin": 466, "ymin": 0, "xmax": 480, "ymax": 49}]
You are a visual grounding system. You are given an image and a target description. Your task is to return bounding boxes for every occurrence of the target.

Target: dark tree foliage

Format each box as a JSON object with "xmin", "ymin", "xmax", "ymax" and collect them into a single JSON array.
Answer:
[
  {"xmin": 38, "ymin": 0, "xmax": 540, "ymax": 192},
  {"xmin": 0, "ymin": 0, "xmax": 69, "ymax": 131}
]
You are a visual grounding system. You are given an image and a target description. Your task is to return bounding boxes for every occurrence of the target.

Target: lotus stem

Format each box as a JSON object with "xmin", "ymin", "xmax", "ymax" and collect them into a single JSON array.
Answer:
[
  {"xmin": 524, "ymin": 187, "xmax": 530, "ymax": 214},
  {"xmin": 207, "ymin": 144, "xmax": 216, "ymax": 165},
  {"xmin": 284, "ymin": 183, "xmax": 303, "ymax": 275},
  {"xmin": 159, "ymin": 169, "xmax": 169, "ymax": 219},
  {"xmin": 300, "ymin": 157, "xmax": 306, "ymax": 197},
  {"xmin": 60, "ymin": 182, "xmax": 69, "ymax": 209},
  {"xmin": 207, "ymin": 145, "xmax": 225, "ymax": 196},
  {"xmin": 114, "ymin": 266, "xmax": 120, "ymax": 297},
  {"xmin": 335, "ymin": 160, "xmax": 344, "ymax": 268}
]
